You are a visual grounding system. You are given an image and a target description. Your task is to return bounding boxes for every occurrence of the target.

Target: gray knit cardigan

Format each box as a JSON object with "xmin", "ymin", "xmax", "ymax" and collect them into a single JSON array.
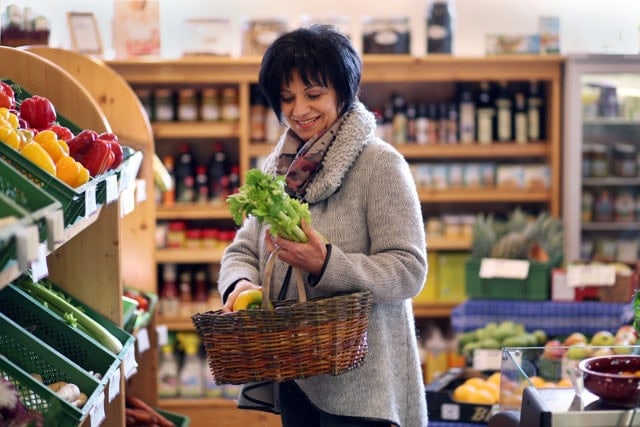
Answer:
[{"xmin": 218, "ymin": 101, "xmax": 428, "ymax": 427}]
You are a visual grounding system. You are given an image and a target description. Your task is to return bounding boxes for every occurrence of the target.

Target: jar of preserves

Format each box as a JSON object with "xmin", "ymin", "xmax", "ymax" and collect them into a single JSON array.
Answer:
[
  {"xmin": 613, "ymin": 143, "xmax": 637, "ymax": 177},
  {"xmin": 154, "ymin": 88, "xmax": 175, "ymax": 122},
  {"xmin": 177, "ymin": 88, "xmax": 199, "ymax": 121},
  {"xmin": 200, "ymin": 88, "xmax": 221, "ymax": 121},
  {"xmin": 220, "ymin": 87, "xmax": 240, "ymax": 121},
  {"xmin": 166, "ymin": 221, "xmax": 187, "ymax": 247},
  {"xmin": 590, "ymin": 144, "xmax": 609, "ymax": 178},
  {"xmin": 362, "ymin": 16, "xmax": 410, "ymax": 54}
]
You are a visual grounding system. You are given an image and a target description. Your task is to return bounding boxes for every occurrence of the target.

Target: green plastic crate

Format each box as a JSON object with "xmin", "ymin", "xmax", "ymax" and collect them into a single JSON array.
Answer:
[
  {"xmin": 0, "ymin": 284, "xmax": 121, "ymax": 393},
  {"xmin": 0, "ymin": 193, "xmax": 32, "ymax": 270},
  {"xmin": 465, "ymin": 255, "xmax": 562, "ymax": 301},
  {"xmin": 11, "ymin": 277, "xmax": 136, "ymax": 371},
  {"xmin": 0, "ymin": 314, "xmax": 104, "ymax": 427},
  {"xmin": 157, "ymin": 408, "xmax": 191, "ymax": 427}
]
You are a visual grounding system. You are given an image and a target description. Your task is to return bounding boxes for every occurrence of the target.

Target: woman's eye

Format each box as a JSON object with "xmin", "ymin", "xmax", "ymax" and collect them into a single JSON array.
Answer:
[
  {"xmin": 281, "ymin": 97, "xmax": 293, "ymax": 103},
  {"xmin": 307, "ymin": 93, "xmax": 321, "ymax": 100}
]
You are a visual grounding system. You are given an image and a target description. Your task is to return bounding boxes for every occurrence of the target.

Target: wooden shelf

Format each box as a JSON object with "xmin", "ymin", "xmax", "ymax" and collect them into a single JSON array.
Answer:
[
  {"xmin": 413, "ymin": 301, "xmax": 460, "ymax": 318},
  {"xmin": 157, "ymin": 202, "xmax": 231, "ymax": 220},
  {"xmin": 156, "ymin": 247, "xmax": 226, "ymax": 263},
  {"xmin": 158, "ymin": 397, "xmax": 281, "ymax": 427},
  {"xmin": 397, "ymin": 142, "xmax": 551, "ymax": 159},
  {"xmin": 418, "ymin": 188, "xmax": 551, "ymax": 203},
  {"xmin": 151, "ymin": 121, "xmax": 240, "ymax": 139},
  {"xmin": 427, "ymin": 235, "xmax": 472, "ymax": 251}
]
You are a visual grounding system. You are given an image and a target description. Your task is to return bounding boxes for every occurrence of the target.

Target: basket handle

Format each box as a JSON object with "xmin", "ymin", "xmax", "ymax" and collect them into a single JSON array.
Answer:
[{"xmin": 262, "ymin": 248, "xmax": 307, "ymax": 309}]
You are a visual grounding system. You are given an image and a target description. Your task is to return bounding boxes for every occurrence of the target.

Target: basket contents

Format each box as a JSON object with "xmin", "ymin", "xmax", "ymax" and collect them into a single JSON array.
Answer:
[{"xmin": 125, "ymin": 394, "xmax": 176, "ymax": 427}]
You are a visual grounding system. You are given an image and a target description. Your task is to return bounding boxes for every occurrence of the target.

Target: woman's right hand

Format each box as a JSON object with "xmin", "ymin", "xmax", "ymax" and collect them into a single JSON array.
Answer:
[{"xmin": 222, "ymin": 279, "xmax": 261, "ymax": 313}]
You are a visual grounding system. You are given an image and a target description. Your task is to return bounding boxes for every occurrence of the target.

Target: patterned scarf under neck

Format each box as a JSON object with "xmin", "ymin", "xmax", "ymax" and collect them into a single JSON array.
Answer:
[{"xmin": 276, "ymin": 114, "xmax": 346, "ymax": 199}]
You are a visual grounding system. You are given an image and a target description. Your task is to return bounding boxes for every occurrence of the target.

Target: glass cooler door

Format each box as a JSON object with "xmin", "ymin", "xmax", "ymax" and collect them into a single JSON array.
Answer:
[{"xmin": 563, "ymin": 54, "xmax": 640, "ymax": 264}]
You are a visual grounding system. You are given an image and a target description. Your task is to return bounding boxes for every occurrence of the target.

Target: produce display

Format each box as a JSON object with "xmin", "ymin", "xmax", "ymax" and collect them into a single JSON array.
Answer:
[
  {"xmin": 471, "ymin": 208, "xmax": 563, "ymax": 262},
  {"xmin": 0, "ymin": 80, "xmax": 125, "ymax": 187},
  {"xmin": 458, "ymin": 320, "xmax": 548, "ymax": 360}
]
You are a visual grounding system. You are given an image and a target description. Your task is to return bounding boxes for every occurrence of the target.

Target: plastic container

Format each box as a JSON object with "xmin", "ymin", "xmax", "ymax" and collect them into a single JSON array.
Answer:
[
  {"xmin": 158, "ymin": 343, "xmax": 180, "ymax": 398},
  {"xmin": 177, "ymin": 332, "xmax": 204, "ymax": 398}
]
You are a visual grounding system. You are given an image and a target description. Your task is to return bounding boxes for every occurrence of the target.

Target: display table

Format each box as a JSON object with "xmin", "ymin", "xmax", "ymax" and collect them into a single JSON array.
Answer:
[{"xmin": 450, "ymin": 299, "xmax": 633, "ymax": 336}]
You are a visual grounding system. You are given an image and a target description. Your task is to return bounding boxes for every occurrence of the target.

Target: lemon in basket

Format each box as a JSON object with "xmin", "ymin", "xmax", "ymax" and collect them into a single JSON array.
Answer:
[{"xmin": 233, "ymin": 289, "xmax": 271, "ymax": 311}]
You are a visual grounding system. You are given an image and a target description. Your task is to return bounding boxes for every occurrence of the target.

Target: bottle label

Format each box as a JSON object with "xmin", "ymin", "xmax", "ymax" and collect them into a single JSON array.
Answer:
[
  {"xmin": 497, "ymin": 108, "xmax": 512, "ymax": 141},
  {"xmin": 514, "ymin": 113, "xmax": 528, "ymax": 143},
  {"xmin": 459, "ymin": 103, "xmax": 475, "ymax": 143},
  {"xmin": 427, "ymin": 25, "xmax": 448, "ymax": 40},
  {"xmin": 528, "ymin": 108, "xmax": 541, "ymax": 140},
  {"xmin": 477, "ymin": 109, "xmax": 494, "ymax": 143}
]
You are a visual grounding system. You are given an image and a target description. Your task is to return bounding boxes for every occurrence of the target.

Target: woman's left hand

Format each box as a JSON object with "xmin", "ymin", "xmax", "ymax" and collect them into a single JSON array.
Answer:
[{"xmin": 264, "ymin": 220, "xmax": 327, "ymax": 275}]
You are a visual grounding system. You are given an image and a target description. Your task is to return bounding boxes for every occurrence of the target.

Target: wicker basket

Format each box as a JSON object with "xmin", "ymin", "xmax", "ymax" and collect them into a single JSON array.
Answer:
[{"xmin": 192, "ymin": 249, "xmax": 372, "ymax": 385}]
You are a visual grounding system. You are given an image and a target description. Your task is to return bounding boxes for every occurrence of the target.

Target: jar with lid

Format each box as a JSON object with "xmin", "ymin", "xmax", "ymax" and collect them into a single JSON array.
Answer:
[
  {"xmin": 426, "ymin": 0, "xmax": 454, "ymax": 54},
  {"xmin": 220, "ymin": 87, "xmax": 240, "ymax": 122},
  {"xmin": 590, "ymin": 144, "xmax": 609, "ymax": 178},
  {"xmin": 200, "ymin": 88, "xmax": 221, "ymax": 121},
  {"xmin": 582, "ymin": 144, "xmax": 593, "ymax": 178},
  {"xmin": 614, "ymin": 190, "xmax": 635, "ymax": 222},
  {"xmin": 166, "ymin": 221, "xmax": 187, "ymax": 248},
  {"xmin": 613, "ymin": 143, "xmax": 637, "ymax": 177},
  {"xmin": 581, "ymin": 190, "xmax": 594, "ymax": 223},
  {"xmin": 594, "ymin": 189, "xmax": 613, "ymax": 222},
  {"xmin": 250, "ymin": 86, "xmax": 267, "ymax": 141},
  {"xmin": 177, "ymin": 88, "xmax": 199, "ymax": 122},
  {"xmin": 362, "ymin": 16, "xmax": 410, "ymax": 54},
  {"xmin": 154, "ymin": 88, "xmax": 175, "ymax": 122}
]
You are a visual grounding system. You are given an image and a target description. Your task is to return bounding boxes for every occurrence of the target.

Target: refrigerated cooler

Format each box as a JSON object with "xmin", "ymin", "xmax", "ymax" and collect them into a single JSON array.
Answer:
[{"xmin": 563, "ymin": 54, "xmax": 640, "ymax": 264}]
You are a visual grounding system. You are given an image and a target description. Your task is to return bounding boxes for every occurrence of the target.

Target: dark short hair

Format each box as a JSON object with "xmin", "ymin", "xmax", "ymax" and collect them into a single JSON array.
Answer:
[{"xmin": 258, "ymin": 24, "xmax": 362, "ymax": 122}]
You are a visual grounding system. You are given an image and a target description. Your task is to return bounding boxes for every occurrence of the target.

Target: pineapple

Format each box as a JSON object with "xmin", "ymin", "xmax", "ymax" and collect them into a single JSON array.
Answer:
[{"xmin": 471, "ymin": 213, "xmax": 497, "ymax": 259}]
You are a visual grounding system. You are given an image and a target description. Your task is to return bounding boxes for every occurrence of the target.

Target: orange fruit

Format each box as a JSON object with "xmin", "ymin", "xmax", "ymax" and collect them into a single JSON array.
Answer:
[
  {"xmin": 467, "ymin": 388, "xmax": 497, "ymax": 405},
  {"xmin": 528, "ymin": 376, "xmax": 547, "ymax": 388}
]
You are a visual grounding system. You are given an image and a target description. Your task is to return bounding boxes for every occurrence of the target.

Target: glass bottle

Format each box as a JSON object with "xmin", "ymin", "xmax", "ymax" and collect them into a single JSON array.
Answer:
[
  {"xmin": 174, "ymin": 143, "xmax": 196, "ymax": 203},
  {"xmin": 495, "ymin": 81, "xmax": 513, "ymax": 142},
  {"xmin": 426, "ymin": 0, "xmax": 454, "ymax": 54},
  {"xmin": 415, "ymin": 102, "xmax": 429, "ymax": 145},
  {"xmin": 458, "ymin": 83, "xmax": 475, "ymax": 144},
  {"xmin": 527, "ymin": 80, "xmax": 543, "ymax": 141},
  {"xmin": 476, "ymin": 81, "xmax": 495, "ymax": 144},
  {"xmin": 513, "ymin": 92, "xmax": 528, "ymax": 144},
  {"xmin": 207, "ymin": 143, "xmax": 229, "ymax": 202},
  {"xmin": 392, "ymin": 92, "xmax": 408, "ymax": 144},
  {"xmin": 200, "ymin": 88, "xmax": 221, "ymax": 121}
]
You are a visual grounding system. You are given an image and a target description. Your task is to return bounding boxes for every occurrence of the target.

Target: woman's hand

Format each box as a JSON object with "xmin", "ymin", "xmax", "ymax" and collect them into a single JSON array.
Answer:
[
  {"xmin": 264, "ymin": 220, "xmax": 327, "ymax": 275},
  {"xmin": 222, "ymin": 279, "xmax": 261, "ymax": 313}
]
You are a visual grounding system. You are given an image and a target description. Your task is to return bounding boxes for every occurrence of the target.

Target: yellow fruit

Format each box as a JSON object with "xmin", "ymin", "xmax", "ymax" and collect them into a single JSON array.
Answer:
[
  {"xmin": 487, "ymin": 372, "xmax": 502, "ymax": 386},
  {"xmin": 232, "ymin": 289, "xmax": 269, "ymax": 311},
  {"xmin": 556, "ymin": 378, "xmax": 573, "ymax": 388},
  {"xmin": 464, "ymin": 377, "xmax": 488, "ymax": 389},
  {"xmin": 528, "ymin": 375, "xmax": 547, "ymax": 388},
  {"xmin": 453, "ymin": 384, "xmax": 477, "ymax": 403},
  {"xmin": 467, "ymin": 388, "xmax": 497, "ymax": 405}
]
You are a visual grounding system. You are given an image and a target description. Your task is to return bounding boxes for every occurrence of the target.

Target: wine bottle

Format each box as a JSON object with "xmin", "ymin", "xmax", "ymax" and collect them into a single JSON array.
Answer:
[
  {"xmin": 495, "ymin": 81, "xmax": 513, "ymax": 142},
  {"xmin": 476, "ymin": 81, "xmax": 495, "ymax": 144}
]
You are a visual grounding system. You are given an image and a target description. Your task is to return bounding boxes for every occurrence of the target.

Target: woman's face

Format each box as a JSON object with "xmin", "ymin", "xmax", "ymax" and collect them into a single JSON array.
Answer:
[{"xmin": 280, "ymin": 72, "xmax": 339, "ymax": 141}]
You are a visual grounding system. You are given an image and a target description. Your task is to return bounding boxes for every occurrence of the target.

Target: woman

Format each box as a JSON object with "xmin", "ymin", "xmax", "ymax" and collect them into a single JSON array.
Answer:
[{"xmin": 218, "ymin": 24, "xmax": 428, "ymax": 427}]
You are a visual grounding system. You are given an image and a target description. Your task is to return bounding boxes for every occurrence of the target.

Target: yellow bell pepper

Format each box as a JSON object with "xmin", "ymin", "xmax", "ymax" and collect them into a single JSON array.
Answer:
[
  {"xmin": 20, "ymin": 141, "xmax": 56, "ymax": 175},
  {"xmin": 0, "ymin": 124, "xmax": 20, "ymax": 150},
  {"xmin": 40, "ymin": 138, "xmax": 70, "ymax": 163}
]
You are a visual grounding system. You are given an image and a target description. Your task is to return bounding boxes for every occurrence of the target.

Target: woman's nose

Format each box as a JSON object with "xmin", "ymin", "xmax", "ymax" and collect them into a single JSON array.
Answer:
[{"xmin": 292, "ymin": 99, "xmax": 310, "ymax": 116}]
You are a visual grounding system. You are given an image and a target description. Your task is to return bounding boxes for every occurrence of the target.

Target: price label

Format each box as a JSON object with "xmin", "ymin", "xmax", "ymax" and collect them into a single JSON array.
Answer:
[
  {"xmin": 136, "ymin": 327, "xmax": 150, "ymax": 354},
  {"xmin": 135, "ymin": 178, "xmax": 147, "ymax": 203},
  {"xmin": 45, "ymin": 209, "xmax": 64, "ymax": 249},
  {"xmin": 88, "ymin": 391, "xmax": 106, "ymax": 427},
  {"xmin": 156, "ymin": 324, "xmax": 169, "ymax": 347},
  {"xmin": 105, "ymin": 174, "xmax": 119, "ymax": 204},
  {"xmin": 108, "ymin": 367, "xmax": 121, "ymax": 402},
  {"xmin": 479, "ymin": 258, "xmax": 530, "ymax": 280},
  {"xmin": 16, "ymin": 224, "xmax": 38, "ymax": 271},
  {"xmin": 120, "ymin": 186, "xmax": 135, "ymax": 217},
  {"xmin": 84, "ymin": 184, "xmax": 97, "ymax": 217},
  {"xmin": 30, "ymin": 243, "xmax": 49, "ymax": 281},
  {"xmin": 123, "ymin": 343, "xmax": 138, "ymax": 379},
  {"xmin": 440, "ymin": 403, "xmax": 461, "ymax": 421},
  {"xmin": 566, "ymin": 264, "xmax": 616, "ymax": 287},
  {"xmin": 472, "ymin": 349, "xmax": 504, "ymax": 371}
]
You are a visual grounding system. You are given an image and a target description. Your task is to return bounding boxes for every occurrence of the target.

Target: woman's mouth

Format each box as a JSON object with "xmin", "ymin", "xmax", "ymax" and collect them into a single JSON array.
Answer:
[{"xmin": 295, "ymin": 116, "xmax": 319, "ymax": 129}]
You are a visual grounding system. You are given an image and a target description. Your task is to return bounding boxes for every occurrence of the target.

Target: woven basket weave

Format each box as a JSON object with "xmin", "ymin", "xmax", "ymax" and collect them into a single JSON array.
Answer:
[{"xmin": 192, "ymin": 249, "xmax": 372, "ymax": 385}]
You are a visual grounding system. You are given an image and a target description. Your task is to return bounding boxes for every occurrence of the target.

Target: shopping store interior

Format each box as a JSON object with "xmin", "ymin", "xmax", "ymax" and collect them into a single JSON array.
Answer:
[{"xmin": 1, "ymin": 1, "xmax": 640, "ymax": 426}]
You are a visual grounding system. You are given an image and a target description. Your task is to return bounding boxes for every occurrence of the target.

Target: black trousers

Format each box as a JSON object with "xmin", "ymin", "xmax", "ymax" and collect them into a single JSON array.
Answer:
[{"xmin": 278, "ymin": 381, "xmax": 393, "ymax": 427}]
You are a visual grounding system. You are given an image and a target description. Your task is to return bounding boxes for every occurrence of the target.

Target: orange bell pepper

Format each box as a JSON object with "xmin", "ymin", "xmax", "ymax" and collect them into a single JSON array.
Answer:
[{"xmin": 56, "ymin": 155, "xmax": 90, "ymax": 188}]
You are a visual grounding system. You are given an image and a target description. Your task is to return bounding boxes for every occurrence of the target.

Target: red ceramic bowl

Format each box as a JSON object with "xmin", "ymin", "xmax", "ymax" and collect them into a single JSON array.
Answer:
[{"xmin": 578, "ymin": 355, "xmax": 640, "ymax": 408}]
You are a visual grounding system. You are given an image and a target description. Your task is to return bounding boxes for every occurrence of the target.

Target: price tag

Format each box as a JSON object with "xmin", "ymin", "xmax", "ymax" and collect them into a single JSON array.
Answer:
[
  {"xmin": 84, "ymin": 184, "xmax": 97, "ymax": 217},
  {"xmin": 119, "ymin": 163, "xmax": 134, "ymax": 193},
  {"xmin": 566, "ymin": 264, "xmax": 616, "ymax": 287},
  {"xmin": 479, "ymin": 258, "xmax": 530, "ymax": 280},
  {"xmin": 135, "ymin": 327, "xmax": 150, "ymax": 354},
  {"xmin": 120, "ymin": 186, "xmax": 135, "ymax": 217},
  {"xmin": 156, "ymin": 324, "xmax": 169, "ymax": 347},
  {"xmin": 440, "ymin": 403, "xmax": 461, "ymax": 421},
  {"xmin": 105, "ymin": 174, "xmax": 119, "ymax": 204},
  {"xmin": 135, "ymin": 178, "xmax": 147, "ymax": 203},
  {"xmin": 108, "ymin": 366, "xmax": 121, "ymax": 402},
  {"xmin": 16, "ymin": 224, "xmax": 38, "ymax": 271},
  {"xmin": 472, "ymin": 349, "xmax": 503, "ymax": 371},
  {"xmin": 30, "ymin": 243, "xmax": 49, "ymax": 281},
  {"xmin": 45, "ymin": 209, "xmax": 64, "ymax": 249},
  {"xmin": 88, "ymin": 390, "xmax": 106, "ymax": 427},
  {"xmin": 123, "ymin": 343, "xmax": 138, "ymax": 379}
]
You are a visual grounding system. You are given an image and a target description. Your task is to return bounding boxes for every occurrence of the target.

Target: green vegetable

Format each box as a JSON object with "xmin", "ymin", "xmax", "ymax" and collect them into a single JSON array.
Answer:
[
  {"xmin": 15, "ymin": 277, "xmax": 123, "ymax": 354},
  {"xmin": 226, "ymin": 168, "xmax": 311, "ymax": 243}
]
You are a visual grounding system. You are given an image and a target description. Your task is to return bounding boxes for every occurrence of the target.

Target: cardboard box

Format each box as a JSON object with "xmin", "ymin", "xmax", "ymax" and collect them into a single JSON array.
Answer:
[
  {"xmin": 551, "ymin": 266, "xmax": 638, "ymax": 303},
  {"xmin": 438, "ymin": 252, "xmax": 468, "ymax": 302},
  {"xmin": 465, "ymin": 256, "xmax": 561, "ymax": 300},
  {"xmin": 426, "ymin": 368, "xmax": 495, "ymax": 424}
]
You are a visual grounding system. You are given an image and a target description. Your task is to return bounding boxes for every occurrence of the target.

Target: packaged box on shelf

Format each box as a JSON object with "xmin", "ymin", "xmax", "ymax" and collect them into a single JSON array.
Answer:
[
  {"xmin": 438, "ymin": 252, "xmax": 468, "ymax": 303},
  {"xmin": 425, "ymin": 368, "xmax": 495, "ymax": 425},
  {"xmin": 413, "ymin": 252, "xmax": 439, "ymax": 303},
  {"xmin": 465, "ymin": 256, "xmax": 561, "ymax": 301},
  {"xmin": 551, "ymin": 264, "xmax": 638, "ymax": 303}
]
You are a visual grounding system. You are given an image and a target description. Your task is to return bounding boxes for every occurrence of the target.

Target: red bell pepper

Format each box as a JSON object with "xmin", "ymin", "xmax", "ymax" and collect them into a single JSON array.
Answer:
[
  {"xmin": 76, "ymin": 138, "xmax": 114, "ymax": 176},
  {"xmin": 66, "ymin": 129, "xmax": 98, "ymax": 157},
  {"xmin": 48, "ymin": 124, "xmax": 75, "ymax": 141},
  {"xmin": 19, "ymin": 95, "xmax": 57, "ymax": 131},
  {"xmin": 0, "ymin": 82, "xmax": 16, "ymax": 109},
  {"xmin": 99, "ymin": 132, "xmax": 123, "ymax": 169}
]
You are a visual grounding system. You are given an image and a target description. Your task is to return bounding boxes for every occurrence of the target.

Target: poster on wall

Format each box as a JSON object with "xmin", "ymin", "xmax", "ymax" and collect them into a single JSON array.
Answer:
[{"xmin": 112, "ymin": 0, "xmax": 160, "ymax": 57}]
